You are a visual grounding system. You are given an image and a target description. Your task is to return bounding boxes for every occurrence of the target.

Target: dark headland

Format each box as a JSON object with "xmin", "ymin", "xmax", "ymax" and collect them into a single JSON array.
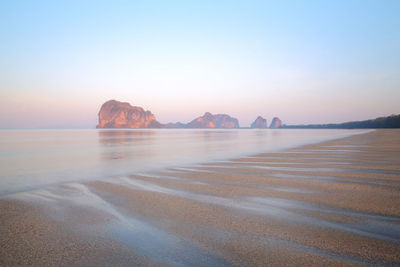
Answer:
[{"xmin": 282, "ymin": 114, "xmax": 400, "ymax": 129}]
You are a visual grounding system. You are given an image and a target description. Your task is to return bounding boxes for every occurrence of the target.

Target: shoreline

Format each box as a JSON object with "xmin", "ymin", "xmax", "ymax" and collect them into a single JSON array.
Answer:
[
  {"xmin": 1, "ymin": 129, "xmax": 400, "ymax": 266},
  {"xmin": 0, "ymin": 128, "xmax": 370, "ymax": 198}
]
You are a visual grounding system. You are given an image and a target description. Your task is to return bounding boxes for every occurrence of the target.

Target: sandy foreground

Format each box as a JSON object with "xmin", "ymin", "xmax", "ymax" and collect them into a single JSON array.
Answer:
[{"xmin": 1, "ymin": 129, "xmax": 400, "ymax": 266}]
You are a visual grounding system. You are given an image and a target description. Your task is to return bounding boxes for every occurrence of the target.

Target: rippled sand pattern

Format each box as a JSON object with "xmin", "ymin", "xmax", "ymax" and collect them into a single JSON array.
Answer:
[{"xmin": 1, "ymin": 130, "xmax": 400, "ymax": 266}]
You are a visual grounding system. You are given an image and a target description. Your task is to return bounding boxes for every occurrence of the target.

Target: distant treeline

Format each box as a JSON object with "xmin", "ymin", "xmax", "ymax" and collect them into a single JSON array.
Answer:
[{"xmin": 282, "ymin": 114, "xmax": 400, "ymax": 129}]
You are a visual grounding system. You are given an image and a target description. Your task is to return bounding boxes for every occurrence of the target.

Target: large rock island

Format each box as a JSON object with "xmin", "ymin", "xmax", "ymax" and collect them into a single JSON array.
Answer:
[
  {"xmin": 96, "ymin": 100, "xmax": 240, "ymax": 129},
  {"xmin": 96, "ymin": 100, "xmax": 163, "ymax": 128}
]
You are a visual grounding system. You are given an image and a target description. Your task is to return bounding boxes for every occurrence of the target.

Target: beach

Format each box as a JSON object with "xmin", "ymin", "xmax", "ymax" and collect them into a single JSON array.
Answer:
[{"xmin": 1, "ymin": 129, "xmax": 399, "ymax": 266}]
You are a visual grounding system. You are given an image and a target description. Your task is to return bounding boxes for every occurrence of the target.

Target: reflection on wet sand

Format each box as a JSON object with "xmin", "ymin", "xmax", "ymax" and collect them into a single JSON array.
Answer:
[{"xmin": 10, "ymin": 183, "xmax": 229, "ymax": 266}]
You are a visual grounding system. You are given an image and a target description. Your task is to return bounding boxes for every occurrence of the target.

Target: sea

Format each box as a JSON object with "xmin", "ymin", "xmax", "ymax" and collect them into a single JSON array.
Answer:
[{"xmin": 0, "ymin": 129, "xmax": 369, "ymax": 196}]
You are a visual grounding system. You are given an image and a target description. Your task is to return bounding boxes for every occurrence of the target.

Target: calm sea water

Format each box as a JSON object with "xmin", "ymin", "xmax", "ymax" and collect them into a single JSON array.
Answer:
[{"xmin": 0, "ymin": 129, "xmax": 368, "ymax": 196}]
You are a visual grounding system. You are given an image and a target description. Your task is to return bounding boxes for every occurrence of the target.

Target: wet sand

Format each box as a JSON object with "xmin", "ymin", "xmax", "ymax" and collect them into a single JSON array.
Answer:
[{"xmin": 1, "ymin": 129, "xmax": 400, "ymax": 266}]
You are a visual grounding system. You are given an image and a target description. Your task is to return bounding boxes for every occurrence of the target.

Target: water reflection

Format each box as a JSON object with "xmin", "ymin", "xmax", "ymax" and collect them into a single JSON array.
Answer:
[
  {"xmin": 98, "ymin": 130, "xmax": 246, "ymax": 166},
  {"xmin": 98, "ymin": 130, "xmax": 156, "ymax": 162},
  {"xmin": 98, "ymin": 130, "xmax": 155, "ymax": 145}
]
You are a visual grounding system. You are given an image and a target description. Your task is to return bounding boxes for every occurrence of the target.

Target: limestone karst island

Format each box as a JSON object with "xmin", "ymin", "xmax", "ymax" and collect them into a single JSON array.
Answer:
[{"xmin": 96, "ymin": 100, "xmax": 280, "ymax": 129}]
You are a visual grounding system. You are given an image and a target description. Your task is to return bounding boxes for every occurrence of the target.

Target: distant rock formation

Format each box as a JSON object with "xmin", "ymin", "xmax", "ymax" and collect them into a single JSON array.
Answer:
[
  {"xmin": 251, "ymin": 116, "xmax": 268, "ymax": 128},
  {"xmin": 96, "ymin": 100, "xmax": 163, "ymax": 128},
  {"xmin": 96, "ymin": 100, "xmax": 400, "ymax": 129},
  {"xmin": 269, "ymin": 117, "xmax": 282, "ymax": 128},
  {"xmin": 187, "ymin": 112, "xmax": 239, "ymax": 128},
  {"xmin": 96, "ymin": 100, "xmax": 241, "ymax": 128}
]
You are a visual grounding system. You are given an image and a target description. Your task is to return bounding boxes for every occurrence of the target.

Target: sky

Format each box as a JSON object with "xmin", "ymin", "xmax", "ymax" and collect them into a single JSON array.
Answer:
[{"xmin": 0, "ymin": 0, "xmax": 399, "ymax": 128}]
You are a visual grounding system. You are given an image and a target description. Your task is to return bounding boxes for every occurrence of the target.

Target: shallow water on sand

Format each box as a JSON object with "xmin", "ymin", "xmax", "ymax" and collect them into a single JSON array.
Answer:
[
  {"xmin": 0, "ymin": 129, "xmax": 368, "ymax": 195},
  {"xmin": 2, "ymin": 129, "xmax": 400, "ymax": 266}
]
